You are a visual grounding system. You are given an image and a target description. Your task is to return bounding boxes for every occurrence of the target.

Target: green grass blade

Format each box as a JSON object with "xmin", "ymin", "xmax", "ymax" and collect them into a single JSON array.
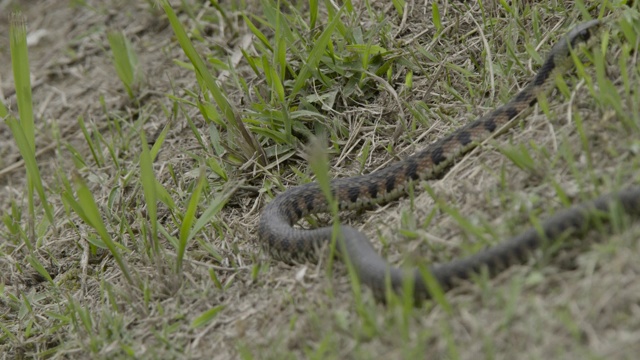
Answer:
[
  {"xmin": 431, "ymin": 3, "xmax": 442, "ymax": 33},
  {"xmin": 187, "ymin": 182, "xmax": 239, "ymax": 243},
  {"xmin": 309, "ymin": 0, "xmax": 318, "ymax": 29},
  {"xmin": 190, "ymin": 305, "xmax": 225, "ymax": 328},
  {"xmin": 71, "ymin": 173, "xmax": 133, "ymax": 284},
  {"xmin": 242, "ymin": 15, "xmax": 273, "ymax": 52},
  {"xmin": 0, "ymin": 98, "xmax": 9, "ymax": 118},
  {"xmin": 290, "ymin": 6, "xmax": 344, "ymax": 97},
  {"xmin": 8, "ymin": 13, "xmax": 56, "ymax": 236},
  {"xmin": 392, "ymin": 0, "xmax": 405, "ymax": 17},
  {"xmin": 27, "ymin": 255, "xmax": 53, "ymax": 284},
  {"xmin": 306, "ymin": 137, "xmax": 369, "ymax": 308},
  {"xmin": 177, "ymin": 169, "xmax": 206, "ymax": 272},
  {"xmin": 5, "ymin": 118, "xmax": 54, "ymax": 249},
  {"xmin": 107, "ymin": 31, "xmax": 140, "ymax": 99},
  {"xmin": 161, "ymin": 0, "xmax": 266, "ymax": 165},
  {"xmin": 10, "ymin": 13, "xmax": 35, "ymax": 152},
  {"xmin": 139, "ymin": 131, "xmax": 160, "ymax": 256}
]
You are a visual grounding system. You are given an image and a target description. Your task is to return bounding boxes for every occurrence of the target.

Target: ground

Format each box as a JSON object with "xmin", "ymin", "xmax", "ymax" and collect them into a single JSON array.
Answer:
[{"xmin": 1, "ymin": 0, "xmax": 640, "ymax": 359}]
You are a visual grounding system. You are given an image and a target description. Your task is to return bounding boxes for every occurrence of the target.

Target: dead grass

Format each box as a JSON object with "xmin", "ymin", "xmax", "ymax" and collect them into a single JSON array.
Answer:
[{"xmin": 1, "ymin": 0, "xmax": 640, "ymax": 359}]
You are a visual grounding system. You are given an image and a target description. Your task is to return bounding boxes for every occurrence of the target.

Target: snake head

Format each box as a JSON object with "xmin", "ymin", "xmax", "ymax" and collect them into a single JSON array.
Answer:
[
  {"xmin": 545, "ymin": 19, "xmax": 603, "ymax": 66},
  {"xmin": 566, "ymin": 19, "xmax": 603, "ymax": 50}
]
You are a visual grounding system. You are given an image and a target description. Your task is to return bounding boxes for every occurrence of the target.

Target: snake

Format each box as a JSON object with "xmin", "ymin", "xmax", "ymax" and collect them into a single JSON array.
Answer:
[{"xmin": 258, "ymin": 19, "xmax": 640, "ymax": 302}]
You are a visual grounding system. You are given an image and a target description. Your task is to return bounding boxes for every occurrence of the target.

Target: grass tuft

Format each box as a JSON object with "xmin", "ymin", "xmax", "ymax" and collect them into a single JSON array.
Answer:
[
  {"xmin": 1, "ymin": 1, "xmax": 640, "ymax": 358},
  {"xmin": 107, "ymin": 31, "xmax": 142, "ymax": 100},
  {"xmin": 6, "ymin": 12, "xmax": 55, "ymax": 252}
]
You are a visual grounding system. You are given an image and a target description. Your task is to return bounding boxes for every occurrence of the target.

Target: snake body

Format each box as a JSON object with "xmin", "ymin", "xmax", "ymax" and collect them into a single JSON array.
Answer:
[{"xmin": 258, "ymin": 19, "xmax": 640, "ymax": 301}]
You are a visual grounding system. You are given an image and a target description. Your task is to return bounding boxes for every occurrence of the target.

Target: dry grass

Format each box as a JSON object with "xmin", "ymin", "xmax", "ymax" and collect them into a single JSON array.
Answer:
[{"xmin": 1, "ymin": 0, "xmax": 640, "ymax": 359}]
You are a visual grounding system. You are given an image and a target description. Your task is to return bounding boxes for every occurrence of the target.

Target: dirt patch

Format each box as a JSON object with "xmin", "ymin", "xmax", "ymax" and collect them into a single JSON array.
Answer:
[{"xmin": 1, "ymin": 0, "xmax": 640, "ymax": 359}]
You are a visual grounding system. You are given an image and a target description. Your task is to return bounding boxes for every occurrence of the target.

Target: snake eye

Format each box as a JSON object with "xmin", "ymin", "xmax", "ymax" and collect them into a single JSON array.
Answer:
[
  {"xmin": 578, "ymin": 29, "xmax": 591, "ymax": 40},
  {"xmin": 570, "ymin": 28, "xmax": 591, "ymax": 47}
]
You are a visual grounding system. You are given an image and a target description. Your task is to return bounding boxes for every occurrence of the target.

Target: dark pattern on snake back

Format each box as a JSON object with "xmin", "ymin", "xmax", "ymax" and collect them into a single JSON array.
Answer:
[{"xmin": 258, "ymin": 19, "xmax": 640, "ymax": 302}]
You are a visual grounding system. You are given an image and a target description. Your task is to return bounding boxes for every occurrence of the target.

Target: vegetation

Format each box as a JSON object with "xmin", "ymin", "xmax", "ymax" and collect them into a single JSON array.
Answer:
[{"xmin": 1, "ymin": 0, "xmax": 639, "ymax": 358}]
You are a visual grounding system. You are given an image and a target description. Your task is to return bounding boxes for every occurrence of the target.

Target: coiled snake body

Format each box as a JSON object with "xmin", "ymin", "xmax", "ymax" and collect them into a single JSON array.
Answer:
[{"xmin": 258, "ymin": 19, "xmax": 640, "ymax": 301}]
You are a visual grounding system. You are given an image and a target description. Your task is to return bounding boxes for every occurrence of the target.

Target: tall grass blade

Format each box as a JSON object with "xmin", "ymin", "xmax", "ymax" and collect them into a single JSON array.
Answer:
[
  {"xmin": 8, "ymin": 13, "xmax": 56, "ymax": 239},
  {"xmin": 161, "ymin": 0, "xmax": 266, "ymax": 165},
  {"xmin": 177, "ymin": 169, "xmax": 205, "ymax": 272},
  {"xmin": 67, "ymin": 173, "xmax": 133, "ymax": 284},
  {"xmin": 139, "ymin": 131, "xmax": 160, "ymax": 256},
  {"xmin": 107, "ymin": 31, "xmax": 140, "ymax": 99}
]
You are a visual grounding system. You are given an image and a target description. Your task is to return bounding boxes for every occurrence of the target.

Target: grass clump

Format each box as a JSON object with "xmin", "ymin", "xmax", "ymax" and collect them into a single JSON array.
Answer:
[{"xmin": 0, "ymin": 1, "xmax": 639, "ymax": 359}]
